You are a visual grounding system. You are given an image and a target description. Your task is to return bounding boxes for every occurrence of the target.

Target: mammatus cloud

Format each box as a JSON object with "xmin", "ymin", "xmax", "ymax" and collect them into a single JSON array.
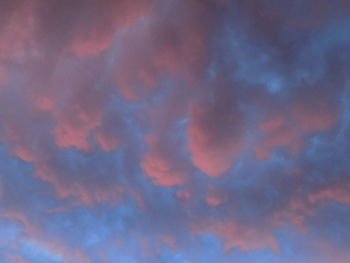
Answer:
[
  {"xmin": 188, "ymin": 89, "xmax": 245, "ymax": 176},
  {"xmin": 1, "ymin": 0, "xmax": 350, "ymax": 262}
]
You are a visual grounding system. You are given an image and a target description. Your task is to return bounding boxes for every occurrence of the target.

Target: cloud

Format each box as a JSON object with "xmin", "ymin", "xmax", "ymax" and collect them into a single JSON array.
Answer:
[
  {"xmin": 1, "ymin": 0, "xmax": 350, "ymax": 262},
  {"xmin": 187, "ymin": 78, "xmax": 247, "ymax": 176}
]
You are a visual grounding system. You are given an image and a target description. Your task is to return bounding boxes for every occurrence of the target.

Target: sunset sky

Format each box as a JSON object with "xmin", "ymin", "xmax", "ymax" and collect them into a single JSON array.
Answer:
[{"xmin": 1, "ymin": 0, "xmax": 350, "ymax": 262}]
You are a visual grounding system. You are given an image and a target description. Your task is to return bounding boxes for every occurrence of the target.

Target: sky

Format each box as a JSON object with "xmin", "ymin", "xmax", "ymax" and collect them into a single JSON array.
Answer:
[{"xmin": 0, "ymin": 0, "xmax": 350, "ymax": 262}]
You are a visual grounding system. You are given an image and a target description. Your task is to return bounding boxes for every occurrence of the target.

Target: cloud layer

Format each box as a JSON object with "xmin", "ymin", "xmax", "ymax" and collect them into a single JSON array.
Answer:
[{"xmin": 1, "ymin": 0, "xmax": 350, "ymax": 262}]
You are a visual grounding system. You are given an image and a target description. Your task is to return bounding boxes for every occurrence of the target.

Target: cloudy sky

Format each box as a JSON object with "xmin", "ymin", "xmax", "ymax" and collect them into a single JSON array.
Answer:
[{"xmin": 1, "ymin": 0, "xmax": 350, "ymax": 262}]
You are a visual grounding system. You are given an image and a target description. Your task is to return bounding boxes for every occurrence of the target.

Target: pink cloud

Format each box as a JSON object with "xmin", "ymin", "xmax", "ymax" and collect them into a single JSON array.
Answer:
[
  {"xmin": 309, "ymin": 181, "xmax": 350, "ymax": 205},
  {"xmin": 0, "ymin": 65, "xmax": 8, "ymax": 87},
  {"xmin": 176, "ymin": 189, "xmax": 192, "ymax": 203},
  {"xmin": 142, "ymin": 151, "xmax": 187, "ymax": 186},
  {"xmin": 192, "ymin": 217, "xmax": 278, "ymax": 251},
  {"xmin": 3, "ymin": 253, "xmax": 30, "ymax": 263},
  {"xmin": 69, "ymin": 0, "xmax": 152, "ymax": 57},
  {"xmin": 255, "ymin": 114, "xmax": 301, "ymax": 159},
  {"xmin": 140, "ymin": 88, "xmax": 193, "ymax": 186},
  {"xmin": 33, "ymin": 160, "xmax": 125, "ymax": 206},
  {"xmin": 1, "ymin": 210, "xmax": 90, "ymax": 263},
  {"xmin": 34, "ymin": 96, "xmax": 55, "ymax": 111},
  {"xmin": 205, "ymin": 193, "xmax": 223, "ymax": 207},
  {"xmin": 95, "ymin": 130, "xmax": 119, "ymax": 152},
  {"xmin": 112, "ymin": 1, "xmax": 209, "ymax": 102},
  {"xmin": 271, "ymin": 197, "xmax": 315, "ymax": 233},
  {"xmin": 187, "ymin": 98, "xmax": 245, "ymax": 176},
  {"xmin": 52, "ymin": 110, "xmax": 101, "ymax": 151},
  {"xmin": 0, "ymin": 1, "xmax": 34, "ymax": 60},
  {"xmin": 141, "ymin": 134, "xmax": 188, "ymax": 186},
  {"xmin": 3, "ymin": 127, "xmax": 36, "ymax": 162},
  {"xmin": 291, "ymin": 99, "xmax": 336, "ymax": 133},
  {"xmin": 255, "ymin": 98, "xmax": 337, "ymax": 159}
]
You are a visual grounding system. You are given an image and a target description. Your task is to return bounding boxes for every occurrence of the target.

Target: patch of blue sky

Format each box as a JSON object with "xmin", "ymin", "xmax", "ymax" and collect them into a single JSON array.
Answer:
[
  {"xmin": 294, "ymin": 19, "xmax": 350, "ymax": 84},
  {"xmin": 20, "ymin": 240, "xmax": 63, "ymax": 262},
  {"xmin": 223, "ymin": 26, "xmax": 285, "ymax": 94},
  {"xmin": 0, "ymin": 219, "xmax": 21, "ymax": 244}
]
